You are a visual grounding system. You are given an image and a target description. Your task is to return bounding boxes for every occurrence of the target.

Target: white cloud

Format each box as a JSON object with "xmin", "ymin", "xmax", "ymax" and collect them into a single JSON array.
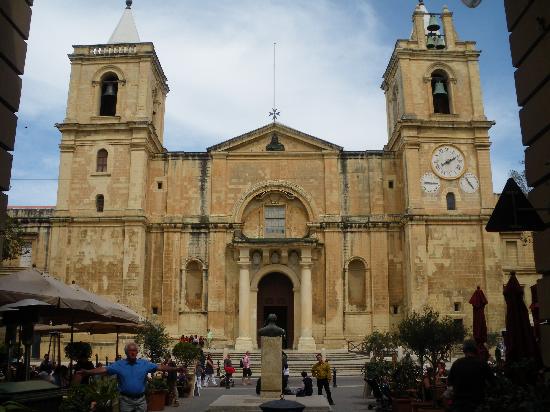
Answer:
[{"xmin": 8, "ymin": 0, "xmax": 522, "ymax": 205}]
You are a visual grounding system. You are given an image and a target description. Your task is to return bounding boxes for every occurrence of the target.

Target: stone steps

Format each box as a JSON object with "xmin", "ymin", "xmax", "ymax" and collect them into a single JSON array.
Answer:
[{"xmin": 203, "ymin": 350, "xmax": 368, "ymax": 376}]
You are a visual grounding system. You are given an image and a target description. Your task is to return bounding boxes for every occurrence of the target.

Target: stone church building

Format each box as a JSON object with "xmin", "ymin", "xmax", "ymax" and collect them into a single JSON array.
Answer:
[{"xmin": 5, "ymin": 2, "xmax": 538, "ymax": 351}]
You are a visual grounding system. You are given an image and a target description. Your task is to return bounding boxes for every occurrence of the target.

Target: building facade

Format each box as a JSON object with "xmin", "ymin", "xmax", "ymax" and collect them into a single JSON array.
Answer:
[{"xmin": 4, "ymin": 3, "xmax": 539, "ymax": 351}]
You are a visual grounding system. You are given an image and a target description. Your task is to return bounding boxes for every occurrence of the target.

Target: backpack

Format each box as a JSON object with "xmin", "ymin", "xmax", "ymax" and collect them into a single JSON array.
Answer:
[{"xmin": 240, "ymin": 358, "xmax": 244, "ymax": 368}]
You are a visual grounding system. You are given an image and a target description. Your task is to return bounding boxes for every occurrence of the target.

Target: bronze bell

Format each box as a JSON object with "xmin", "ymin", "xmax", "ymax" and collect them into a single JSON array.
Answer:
[
  {"xmin": 435, "ymin": 36, "xmax": 446, "ymax": 49},
  {"xmin": 427, "ymin": 15, "xmax": 440, "ymax": 32},
  {"xmin": 433, "ymin": 81, "xmax": 447, "ymax": 96},
  {"xmin": 426, "ymin": 34, "xmax": 436, "ymax": 49},
  {"xmin": 102, "ymin": 82, "xmax": 116, "ymax": 97}
]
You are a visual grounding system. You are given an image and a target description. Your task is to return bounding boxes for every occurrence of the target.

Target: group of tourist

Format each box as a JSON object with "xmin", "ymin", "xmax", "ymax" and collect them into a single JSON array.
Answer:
[{"xmin": 179, "ymin": 328, "xmax": 214, "ymax": 348}]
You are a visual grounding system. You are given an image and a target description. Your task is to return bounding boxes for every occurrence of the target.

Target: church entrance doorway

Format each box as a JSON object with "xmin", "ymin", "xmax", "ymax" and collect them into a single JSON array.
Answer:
[{"xmin": 257, "ymin": 272, "xmax": 294, "ymax": 349}]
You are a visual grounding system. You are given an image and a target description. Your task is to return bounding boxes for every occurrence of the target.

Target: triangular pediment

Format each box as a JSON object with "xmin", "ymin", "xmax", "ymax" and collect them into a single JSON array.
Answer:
[{"xmin": 207, "ymin": 123, "xmax": 342, "ymax": 153}]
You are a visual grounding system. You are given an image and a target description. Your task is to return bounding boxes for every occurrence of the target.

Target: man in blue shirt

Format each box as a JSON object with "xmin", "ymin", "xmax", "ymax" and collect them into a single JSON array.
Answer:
[{"xmin": 77, "ymin": 342, "xmax": 181, "ymax": 412}]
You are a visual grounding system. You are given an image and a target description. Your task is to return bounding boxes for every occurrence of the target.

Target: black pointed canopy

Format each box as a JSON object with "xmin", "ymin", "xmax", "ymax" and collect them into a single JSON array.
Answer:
[{"xmin": 486, "ymin": 178, "xmax": 544, "ymax": 232}]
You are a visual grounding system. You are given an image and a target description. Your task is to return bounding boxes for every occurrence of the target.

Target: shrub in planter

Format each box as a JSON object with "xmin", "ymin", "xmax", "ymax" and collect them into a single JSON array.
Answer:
[
  {"xmin": 135, "ymin": 321, "xmax": 170, "ymax": 364},
  {"xmin": 391, "ymin": 355, "xmax": 422, "ymax": 398},
  {"xmin": 64, "ymin": 341, "xmax": 92, "ymax": 362},
  {"xmin": 172, "ymin": 342, "xmax": 202, "ymax": 367},
  {"xmin": 147, "ymin": 376, "xmax": 168, "ymax": 412},
  {"xmin": 363, "ymin": 330, "xmax": 398, "ymax": 361},
  {"xmin": 364, "ymin": 358, "xmax": 393, "ymax": 382}
]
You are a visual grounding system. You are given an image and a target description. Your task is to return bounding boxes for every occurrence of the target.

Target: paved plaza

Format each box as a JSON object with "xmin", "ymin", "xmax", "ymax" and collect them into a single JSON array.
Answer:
[{"xmin": 172, "ymin": 376, "xmax": 373, "ymax": 412}]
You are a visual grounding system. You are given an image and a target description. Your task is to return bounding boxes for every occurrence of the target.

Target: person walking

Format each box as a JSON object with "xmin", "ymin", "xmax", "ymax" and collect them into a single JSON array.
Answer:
[
  {"xmin": 311, "ymin": 353, "xmax": 334, "ymax": 405},
  {"xmin": 447, "ymin": 339, "xmax": 493, "ymax": 412},
  {"xmin": 76, "ymin": 342, "xmax": 181, "ymax": 412},
  {"xmin": 204, "ymin": 354, "xmax": 216, "ymax": 387},
  {"xmin": 241, "ymin": 351, "xmax": 252, "ymax": 385}
]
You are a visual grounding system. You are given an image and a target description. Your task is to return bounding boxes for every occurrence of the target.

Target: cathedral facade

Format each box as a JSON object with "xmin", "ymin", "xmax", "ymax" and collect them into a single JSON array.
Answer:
[{"xmin": 5, "ymin": 3, "xmax": 538, "ymax": 351}]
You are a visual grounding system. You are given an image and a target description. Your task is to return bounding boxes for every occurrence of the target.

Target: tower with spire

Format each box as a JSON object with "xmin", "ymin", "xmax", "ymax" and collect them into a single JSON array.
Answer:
[{"xmin": 52, "ymin": 1, "xmax": 169, "ymax": 309}]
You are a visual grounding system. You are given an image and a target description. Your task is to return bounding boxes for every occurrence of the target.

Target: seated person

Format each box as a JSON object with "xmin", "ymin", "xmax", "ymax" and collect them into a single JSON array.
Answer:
[
  {"xmin": 420, "ymin": 367, "xmax": 433, "ymax": 401},
  {"xmin": 296, "ymin": 371, "xmax": 313, "ymax": 397},
  {"xmin": 435, "ymin": 361, "xmax": 448, "ymax": 385}
]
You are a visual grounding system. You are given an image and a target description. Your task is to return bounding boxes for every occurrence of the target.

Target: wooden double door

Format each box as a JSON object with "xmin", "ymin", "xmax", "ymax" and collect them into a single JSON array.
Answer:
[{"xmin": 256, "ymin": 272, "xmax": 294, "ymax": 349}]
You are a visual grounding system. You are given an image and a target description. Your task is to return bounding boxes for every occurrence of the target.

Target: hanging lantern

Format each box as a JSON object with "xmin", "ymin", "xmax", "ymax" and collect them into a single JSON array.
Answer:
[
  {"xmin": 435, "ymin": 36, "xmax": 446, "ymax": 49},
  {"xmin": 427, "ymin": 15, "xmax": 440, "ymax": 32},
  {"xmin": 433, "ymin": 80, "xmax": 447, "ymax": 96}
]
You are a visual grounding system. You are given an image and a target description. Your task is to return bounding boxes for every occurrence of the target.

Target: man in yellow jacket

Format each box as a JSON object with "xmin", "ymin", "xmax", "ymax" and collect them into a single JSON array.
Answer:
[{"xmin": 311, "ymin": 353, "xmax": 335, "ymax": 405}]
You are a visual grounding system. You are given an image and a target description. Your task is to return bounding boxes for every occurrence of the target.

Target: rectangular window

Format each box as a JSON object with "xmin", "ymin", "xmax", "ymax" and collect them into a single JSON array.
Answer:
[
  {"xmin": 264, "ymin": 206, "xmax": 285, "ymax": 237},
  {"xmin": 388, "ymin": 180, "xmax": 394, "ymax": 189},
  {"xmin": 157, "ymin": 181, "xmax": 163, "ymax": 190},
  {"xmin": 505, "ymin": 241, "xmax": 518, "ymax": 266},
  {"xmin": 454, "ymin": 302, "xmax": 461, "ymax": 312}
]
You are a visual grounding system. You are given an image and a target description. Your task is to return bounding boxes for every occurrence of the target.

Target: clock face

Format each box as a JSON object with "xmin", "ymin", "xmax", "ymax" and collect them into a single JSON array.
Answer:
[
  {"xmin": 459, "ymin": 172, "xmax": 479, "ymax": 193},
  {"xmin": 431, "ymin": 145, "xmax": 465, "ymax": 179},
  {"xmin": 420, "ymin": 172, "xmax": 441, "ymax": 193}
]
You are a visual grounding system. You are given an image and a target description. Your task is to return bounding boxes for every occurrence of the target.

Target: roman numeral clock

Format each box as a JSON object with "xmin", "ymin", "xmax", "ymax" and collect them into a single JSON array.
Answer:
[{"xmin": 420, "ymin": 145, "xmax": 479, "ymax": 195}]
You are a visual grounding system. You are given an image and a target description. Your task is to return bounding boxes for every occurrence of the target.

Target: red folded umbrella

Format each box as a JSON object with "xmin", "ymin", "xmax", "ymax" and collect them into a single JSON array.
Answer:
[
  {"xmin": 503, "ymin": 273, "xmax": 537, "ymax": 364},
  {"xmin": 469, "ymin": 286, "xmax": 488, "ymax": 360}
]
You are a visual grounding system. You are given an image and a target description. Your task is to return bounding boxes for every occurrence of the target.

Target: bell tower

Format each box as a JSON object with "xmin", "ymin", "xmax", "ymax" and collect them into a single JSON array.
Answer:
[
  {"xmin": 55, "ymin": 0, "xmax": 169, "ymax": 215},
  {"xmin": 50, "ymin": 0, "xmax": 169, "ymax": 311},
  {"xmin": 382, "ymin": 1, "xmax": 494, "ymax": 215},
  {"xmin": 381, "ymin": 2, "xmax": 502, "ymax": 317}
]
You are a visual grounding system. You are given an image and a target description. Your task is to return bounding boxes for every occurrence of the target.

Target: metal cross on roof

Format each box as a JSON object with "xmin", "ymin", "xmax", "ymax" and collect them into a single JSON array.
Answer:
[{"xmin": 269, "ymin": 108, "xmax": 280, "ymax": 122}]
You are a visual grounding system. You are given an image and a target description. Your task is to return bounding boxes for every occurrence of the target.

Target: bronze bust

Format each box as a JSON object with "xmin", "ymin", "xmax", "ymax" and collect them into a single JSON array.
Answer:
[{"xmin": 258, "ymin": 313, "xmax": 286, "ymax": 337}]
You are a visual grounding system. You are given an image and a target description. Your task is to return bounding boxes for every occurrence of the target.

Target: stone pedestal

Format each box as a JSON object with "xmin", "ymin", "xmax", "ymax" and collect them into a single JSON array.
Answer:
[{"xmin": 260, "ymin": 336, "xmax": 282, "ymax": 399}]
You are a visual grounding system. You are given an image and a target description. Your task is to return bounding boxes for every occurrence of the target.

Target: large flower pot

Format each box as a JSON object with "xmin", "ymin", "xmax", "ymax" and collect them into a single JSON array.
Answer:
[
  {"xmin": 147, "ymin": 391, "xmax": 166, "ymax": 411},
  {"xmin": 392, "ymin": 398, "xmax": 412, "ymax": 412}
]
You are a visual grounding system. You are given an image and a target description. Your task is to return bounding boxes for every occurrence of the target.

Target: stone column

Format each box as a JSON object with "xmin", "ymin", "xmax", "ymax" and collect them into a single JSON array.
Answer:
[
  {"xmin": 235, "ymin": 247, "xmax": 253, "ymax": 351},
  {"xmin": 298, "ymin": 247, "xmax": 316, "ymax": 351}
]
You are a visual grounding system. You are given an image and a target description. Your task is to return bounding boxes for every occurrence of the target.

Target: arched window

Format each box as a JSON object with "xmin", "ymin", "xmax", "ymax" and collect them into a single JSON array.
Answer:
[
  {"xmin": 96, "ymin": 149, "xmax": 108, "ymax": 172},
  {"xmin": 96, "ymin": 194, "xmax": 104, "ymax": 212},
  {"xmin": 446, "ymin": 192, "xmax": 456, "ymax": 210},
  {"xmin": 431, "ymin": 71, "xmax": 450, "ymax": 114},
  {"xmin": 185, "ymin": 261, "xmax": 203, "ymax": 310},
  {"xmin": 348, "ymin": 259, "xmax": 367, "ymax": 311},
  {"xmin": 100, "ymin": 73, "xmax": 118, "ymax": 116}
]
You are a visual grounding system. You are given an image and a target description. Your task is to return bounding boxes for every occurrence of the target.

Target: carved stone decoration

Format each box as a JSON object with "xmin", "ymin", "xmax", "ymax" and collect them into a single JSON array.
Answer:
[
  {"xmin": 270, "ymin": 251, "xmax": 280, "ymax": 264},
  {"xmin": 266, "ymin": 132, "xmax": 285, "ymax": 151}
]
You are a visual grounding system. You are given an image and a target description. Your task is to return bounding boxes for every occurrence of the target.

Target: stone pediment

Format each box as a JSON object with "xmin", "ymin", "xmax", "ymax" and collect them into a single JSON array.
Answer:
[{"xmin": 207, "ymin": 123, "xmax": 342, "ymax": 153}]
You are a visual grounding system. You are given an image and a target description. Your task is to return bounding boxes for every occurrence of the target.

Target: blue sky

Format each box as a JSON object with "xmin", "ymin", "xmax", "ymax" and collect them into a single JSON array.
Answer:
[{"xmin": 8, "ymin": 0, "xmax": 523, "ymax": 206}]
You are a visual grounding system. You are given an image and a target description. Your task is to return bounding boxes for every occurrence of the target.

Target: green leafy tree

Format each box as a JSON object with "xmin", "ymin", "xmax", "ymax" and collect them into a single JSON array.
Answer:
[
  {"xmin": 398, "ymin": 307, "xmax": 465, "ymax": 401},
  {"xmin": 135, "ymin": 320, "xmax": 170, "ymax": 363},
  {"xmin": 172, "ymin": 342, "xmax": 202, "ymax": 367},
  {"xmin": 363, "ymin": 330, "xmax": 398, "ymax": 361},
  {"xmin": 509, "ymin": 161, "xmax": 530, "ymax": 194},
  {"xmin": 1, "ymin": 216, "xmax": 25, "ymax": 262}
]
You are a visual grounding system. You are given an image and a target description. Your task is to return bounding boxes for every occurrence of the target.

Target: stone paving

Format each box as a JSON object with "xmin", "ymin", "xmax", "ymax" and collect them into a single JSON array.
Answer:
[{"xmin": 169, "ymin": 376, "xmax": 375, "ymax": 412}]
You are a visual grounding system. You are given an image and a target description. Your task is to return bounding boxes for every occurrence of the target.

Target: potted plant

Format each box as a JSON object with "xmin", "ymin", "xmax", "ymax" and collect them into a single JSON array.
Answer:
[
  {"xmin": 146, "ymin": 375, "xmax": 168, "ymax": 412},
  {"xmin": 88, "ymin": 377, "xmax": 119, "ymax": 412},
  {"xmin": 363, "ymin": 330, "xmax": 398, "ymax": 361},
  {"xmin": 135, "ymin": 321, "xmax": 170, "ymax": 364},
  {"xmin": 64, "ymin": 341, "xmax": 92, "ymax": 362},
  {"xmin": 172, "ymin": 342, "xmax": 202, "ymax": 397},
  {"xmin": 391, "ymin": 355, "xmax": 422, "ymax": 412},
  {"xmin": 398, "ymin": 307, "xmax": 465, "ymax": 409}
]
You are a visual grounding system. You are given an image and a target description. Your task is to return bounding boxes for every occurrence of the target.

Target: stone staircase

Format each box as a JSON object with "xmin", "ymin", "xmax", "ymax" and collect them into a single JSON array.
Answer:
[{"xmin": 205, "ymin": 349, "xmax": 369, "ymax": 377}]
